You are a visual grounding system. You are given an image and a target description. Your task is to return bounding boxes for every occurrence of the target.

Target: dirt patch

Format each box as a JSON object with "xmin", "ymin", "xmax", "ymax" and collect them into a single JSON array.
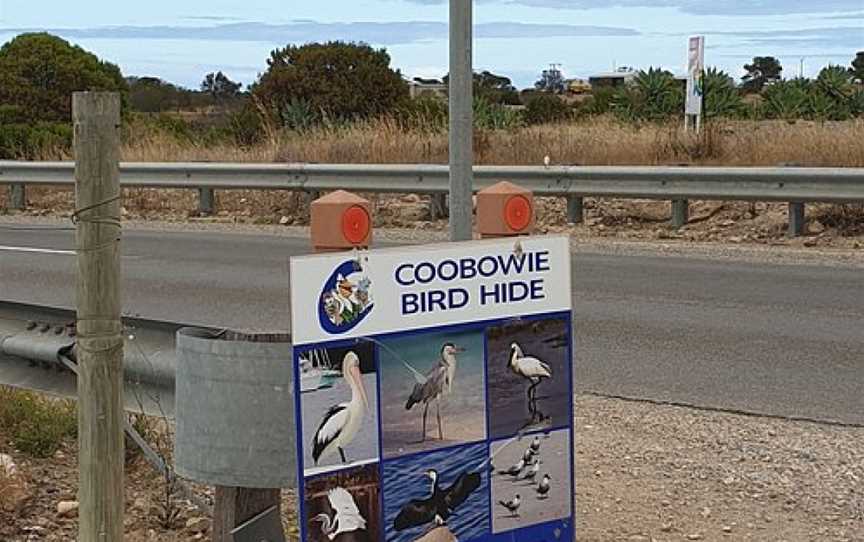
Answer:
[
  {"xmin": 3, "ymin": 187, "xmax": 862, "ymax": 250},
  {"xmin": 2, "ymin": 395, "xmax": 861, "ymax": 541}
]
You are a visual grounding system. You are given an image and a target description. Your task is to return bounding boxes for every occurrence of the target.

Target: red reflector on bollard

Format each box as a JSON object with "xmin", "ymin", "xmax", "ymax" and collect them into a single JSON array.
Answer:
[
  {"xmin": 504, "ymin": 195, "xmax": 532, "ymax": 232},
  {"xmin": 341, "ymin": 205, "xmax": 371, "ymax": 244}
]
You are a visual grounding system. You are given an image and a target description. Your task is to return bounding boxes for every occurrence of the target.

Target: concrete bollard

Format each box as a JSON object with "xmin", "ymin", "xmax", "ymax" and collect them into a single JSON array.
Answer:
[
  {"xmin": 9, "ymin": 184, "xmax": 25, "ymax": 210},
  {"xmin": 671, "ymin": 199, "xmax": 689, "ymax": 229},
  {"xmin": 310, "ymin": 190, "xmax": 373, "ymax": 251},
  {"xmin": 788, "ymin": 202, "xmax": 805, "ymax": 237},
  {"xmin": 198, "ymin": 187, "xmax": 215, "ymax": 216},
  {"xmin": 475, "ymin": 181, "xmax": 534, "ymax": 238}
]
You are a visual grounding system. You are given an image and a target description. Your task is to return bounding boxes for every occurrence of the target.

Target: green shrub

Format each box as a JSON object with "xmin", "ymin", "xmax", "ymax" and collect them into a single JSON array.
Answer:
[
  {"xmin": 474, "ymin": 97, "xmax": 524, "ymax": 130},
  {"xmin": 0, "ymin": 123, "xmax": 72, "ymax": 159},
  {"xmin": 524, "ymin": 93, "xmax": 570, "ymax": 124},
  {"xmin": 0, "ymin": 387, "xmax": 77, "ymax": 458},
  {"xmin": 394, "ymin": 96, "xmax": 448, "ymax": 131}
]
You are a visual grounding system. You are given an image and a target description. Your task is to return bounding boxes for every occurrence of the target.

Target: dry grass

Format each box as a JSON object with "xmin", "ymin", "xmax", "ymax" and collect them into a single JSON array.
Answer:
[{"xmin": 118, "ymin": 117, "xmax": 864, "ymax": 167}]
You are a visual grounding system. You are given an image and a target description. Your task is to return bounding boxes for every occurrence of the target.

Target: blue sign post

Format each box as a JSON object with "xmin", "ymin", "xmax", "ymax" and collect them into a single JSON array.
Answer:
[{"xmin": 290, "ymin": 236, "xmax": 574, "ymax": 542}]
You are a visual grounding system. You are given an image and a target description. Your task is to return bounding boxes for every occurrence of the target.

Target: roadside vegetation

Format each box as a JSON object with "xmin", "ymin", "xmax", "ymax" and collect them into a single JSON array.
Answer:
[
  {"xmin": 0, "ymin": 386, "xmax": 76, "ymax": 458},
  {"xmin": 1, "ymin": 32, "xmax": 862, "ymax": 161}
]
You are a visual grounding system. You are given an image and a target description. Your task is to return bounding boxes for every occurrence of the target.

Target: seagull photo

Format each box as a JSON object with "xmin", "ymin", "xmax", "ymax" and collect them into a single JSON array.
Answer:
[
  {"xmin": 300, "ymin": 343, "xmax": 380, "ymax": 476},
  {"xmin": 489, "ymin": 429, "xmax": 572, "ymax": 534}
]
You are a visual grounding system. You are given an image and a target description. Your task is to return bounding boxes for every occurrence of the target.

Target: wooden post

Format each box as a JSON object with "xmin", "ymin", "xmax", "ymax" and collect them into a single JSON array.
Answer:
[{"xmin": 73, "ymin": 92, "xmax": 125, "ymax": 542}]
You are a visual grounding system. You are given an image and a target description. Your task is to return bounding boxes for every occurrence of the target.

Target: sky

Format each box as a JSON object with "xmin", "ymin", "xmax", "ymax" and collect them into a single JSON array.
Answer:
[{"xmin": 0, "ymin": 0, "xmax": 861, "ymax": 89}]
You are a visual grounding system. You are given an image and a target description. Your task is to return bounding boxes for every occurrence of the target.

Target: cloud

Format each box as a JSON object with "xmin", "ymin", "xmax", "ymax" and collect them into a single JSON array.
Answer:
[
  {"xmin": 0, "ymin": 20, "xmax": 637, "ymax": 45},
  {"xmin": 822, "ymin": 12, "xmax": 864, "ymax": 20},
  {"xmin": 406, "ymin": 0, "xmax": 864, "ymax": 17},
  {"xmin": 710, "ymin": 26, "xmax": 864, "ymax": 49}
]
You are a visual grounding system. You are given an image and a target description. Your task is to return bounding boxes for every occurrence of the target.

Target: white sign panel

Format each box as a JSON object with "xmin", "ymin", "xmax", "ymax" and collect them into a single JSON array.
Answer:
[
  {"xmin": 290, "ymin": 235, "xmax": 571, "ymax": 346},
  {"xmin": 686, "ymin": 35, "xmax": 705, "ymax": 116},
  {"xmin": 289, "ymin": 236, "xmax": 575, "ymax": 542}
]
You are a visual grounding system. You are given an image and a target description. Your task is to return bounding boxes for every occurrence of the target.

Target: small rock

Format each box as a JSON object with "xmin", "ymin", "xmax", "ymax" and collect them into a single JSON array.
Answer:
[
  {"xmin": 722, "ymin": 525, "xmax": 732, "ymax": 533},
  {"xmin": 185, "ymin": 517, "xmax": 209, "ymax": 533},
  {"xmin": 57, "ymin": 501, "xmax": 79, "ymax": 518},
  {"xmin": 660, "ymin": 523, "xmax": 672, "ymax": 532},
  {"xmin": 808, "ymin": 220, "xmax": 825, "ymax": 234},
  {"xmin": 686, "ymin": 535, "xmax": 703, "ymax": 541},
  {"xmin": 0, "ymin": 453, "xmax": 16, "ymax": 476},
  {"xmin": 278, "ymin": 215, "xmax": 291, "ymax": 225}
]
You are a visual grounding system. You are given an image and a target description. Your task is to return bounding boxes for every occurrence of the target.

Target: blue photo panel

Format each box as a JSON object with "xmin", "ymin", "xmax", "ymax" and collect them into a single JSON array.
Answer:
[{"xmin": 382, "ymin": 442, "xmax": 490, "ymax": 542}]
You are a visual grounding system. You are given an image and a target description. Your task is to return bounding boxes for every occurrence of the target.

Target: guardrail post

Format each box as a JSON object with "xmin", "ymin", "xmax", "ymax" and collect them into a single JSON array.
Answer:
[
  {"xmin": 566, "ymin": 195, "xmax": 584, "ymax": 224},
  {"xmin": 788, "ymin": 202, "xmax": 805, "ymax": 237},
  {"xmin": 198, "ymin": 187, "xmax": 215, "ymax": 216},
  {"xmin": 8, "ymin": 183, "xmax": 26, "ymax": 210},
  {"xmin": 671, "ymin": 199, "xmax": 689, "ymax": 228},
  {"xmin": 476, "ymin": 181, "xmax": 534, "ymax": 238},
  {"xmin": 429, "ymin": 193, "xmax": 448, "ymax": 220}
]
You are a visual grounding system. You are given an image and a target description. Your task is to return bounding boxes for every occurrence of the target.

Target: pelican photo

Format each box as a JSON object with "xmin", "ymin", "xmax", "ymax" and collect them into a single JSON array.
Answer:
[
  {"xmin": 486, "ymin": 318, "xmax": 571, "ymax": 439},
  {"xmin": 378, "ymin": 328, "xmax": 486, "ymax": 458},
  {"xmin": 382, "ymin": 442, "xmax": 490, "ymax": 542},
  {"xmin": 305, "ymin": 463, "xmax": 381, "ymax": 542},
  {"xmin": 490, "ymin": 428, "xmax": 572, "ymax": 534},
  {"xmin": 300, "ymin": 343, "xmax": 380, "ymax": 476}
]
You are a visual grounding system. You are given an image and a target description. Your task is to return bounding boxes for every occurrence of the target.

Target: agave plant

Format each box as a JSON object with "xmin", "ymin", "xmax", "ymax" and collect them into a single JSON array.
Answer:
[
  {"xmin": 763, "ymin": 80, "xmax": 809, "ymax": 120},
  {"xmin": 817, "ymin": 65, "xmax": 854, "ymax": 101},
  {"xmin": 702, "ymin": 67, "xmax": 743, "ymax": 119},
  {"xmin": 612, "ymin": 67, "xmax": 683, "ymax": 121}
]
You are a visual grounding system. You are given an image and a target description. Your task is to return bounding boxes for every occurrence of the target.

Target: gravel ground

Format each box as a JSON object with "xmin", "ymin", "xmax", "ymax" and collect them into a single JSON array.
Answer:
[
  {"xmin": 2, "ymin": 394, "xmax": 861, "ymax": 541},
  {"xmin": 576, "ymin": 394, "xmax": 864, "ymax": 542}
]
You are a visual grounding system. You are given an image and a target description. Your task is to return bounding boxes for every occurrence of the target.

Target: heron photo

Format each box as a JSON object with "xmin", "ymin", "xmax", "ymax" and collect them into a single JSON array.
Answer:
[
  {"xmin": 300, "ymin": 342, "xmax": 380, "ymax": 476},
  {"xmin": 486, "ymin": 318, "xmax": 571, "ymax": 439},
  {"xmin": 382, "ymin": 442, "xmax": 490, "ymax": 542},
  {"xmin": 378, "ymin": 328, "xmax": 486, "ymax": 458},
  {"xmin": 305, "ymin": 462, "xmax": 381, "ymax": 542},
  {"xmin": 490, "ymin": 428, "xmax": 572, "ymax": 534}
]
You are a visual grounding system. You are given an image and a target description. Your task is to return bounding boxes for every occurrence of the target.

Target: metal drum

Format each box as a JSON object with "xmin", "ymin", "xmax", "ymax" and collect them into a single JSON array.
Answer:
[{"xmin": 174, "ymin": 328, "xmax": 296, "ymax": 488}]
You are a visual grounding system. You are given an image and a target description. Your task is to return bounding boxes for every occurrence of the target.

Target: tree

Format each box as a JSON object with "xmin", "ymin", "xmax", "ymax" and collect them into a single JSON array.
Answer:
[
  {"xmin": 201, "ymin": 71, "xmax": 242, "ymax": 101},
  {"xmin": 251, "ymin": 41, "xmax": 408, "ymax": 123},
  {"xmin": 849, "ymin": 51, "xmax": 864, "ymax": 84},
  {"xmin": 442, "ymin": 71, "xmax": 521, "ymax": 104},
  {"xmin": 535, "ymin": 65, "xmax": 566, "ymax": 94},
  {"xmin": 0, "ymin": 33, "xmax": 126, "ymax": 123},
  {"xmin": 741, "ymin": 56, "xmax": 782, "ymax": 93}
]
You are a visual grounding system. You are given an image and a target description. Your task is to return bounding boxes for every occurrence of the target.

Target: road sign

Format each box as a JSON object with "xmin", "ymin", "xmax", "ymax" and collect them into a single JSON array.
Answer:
[
  {"xmin": 686, "ymin": 36, "xmax": 705, "ymax": 117},
  {"xmin": 290, "ymin": 236, "xmax": 574, "ymax": 542}
]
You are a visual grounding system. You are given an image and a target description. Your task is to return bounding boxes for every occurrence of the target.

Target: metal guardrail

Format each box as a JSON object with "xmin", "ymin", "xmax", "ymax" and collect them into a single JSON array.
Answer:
[{"xmin": 2, "ymin": 161, "xmax": 864, "ymax": 202}]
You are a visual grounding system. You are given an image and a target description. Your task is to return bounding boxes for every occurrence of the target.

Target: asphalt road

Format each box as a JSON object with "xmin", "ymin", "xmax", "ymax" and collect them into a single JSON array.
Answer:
[{"xmin": 1, "ymin": 227, "xmax": 862, "ymax": 425}]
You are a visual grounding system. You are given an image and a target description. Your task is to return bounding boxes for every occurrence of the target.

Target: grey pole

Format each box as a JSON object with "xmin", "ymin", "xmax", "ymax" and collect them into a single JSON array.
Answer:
[{"xmin": 449, "ymin": 0, "xmax": 473, "ymax": 241}]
